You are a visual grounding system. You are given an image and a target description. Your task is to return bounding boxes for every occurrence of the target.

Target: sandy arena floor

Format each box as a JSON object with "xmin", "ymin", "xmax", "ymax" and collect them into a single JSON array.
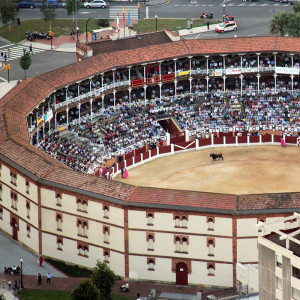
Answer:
[{"xmin": 115, "ymin": 145, "xmax": 300, "ymax": 194}]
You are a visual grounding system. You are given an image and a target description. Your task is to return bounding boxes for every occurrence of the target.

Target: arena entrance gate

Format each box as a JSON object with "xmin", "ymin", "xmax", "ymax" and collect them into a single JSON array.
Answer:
[{"xmin": 176, "ymin": 262, "xmax": 188, "ymax": 285}]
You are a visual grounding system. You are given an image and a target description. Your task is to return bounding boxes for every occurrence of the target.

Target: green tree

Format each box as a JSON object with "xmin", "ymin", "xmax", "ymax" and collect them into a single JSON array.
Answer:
[
  {"xmin": 0, "ymin": 0, "xmax": 18, "ymax": 30},
  {"xmin": 20, "ymin": 50, "xmax": 32, "ymax": 79},
  {"xmin": 286, "ymin": 12, "xmax": 300, "ymax": 37},
  {"xmin": 65, "ymin": 0, "xmax": 82, "ymax": 16},
  {"xmin": 40, "ymin": 0, "xmax": 57, "ymax": 29},
  {"xmin": 292, "ymin": 2, "xmax": 300, "ymax": 13},
  {"xmin": 91, "ymin": 261, "xmax": 117, "ymax": 300},
  {"xmin": 270, "ymin": 11, "xmax": 289, "ymax": 36},
  {"xmin": 72, "ymin": 279, "xmax": 100, "ymax": 300}
]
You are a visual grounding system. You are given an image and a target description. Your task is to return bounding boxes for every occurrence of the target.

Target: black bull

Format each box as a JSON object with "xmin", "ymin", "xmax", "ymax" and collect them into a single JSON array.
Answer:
[{"xmin": 210, "ymin": 153, "xmax": 223, "ymax": 161}]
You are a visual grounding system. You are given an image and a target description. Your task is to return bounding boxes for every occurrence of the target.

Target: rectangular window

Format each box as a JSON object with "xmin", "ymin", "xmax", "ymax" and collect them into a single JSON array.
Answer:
[
  {"xmin": 56, "ymin": 194, "xmax": 62, "ymax": 206},
  {"xmin": 26, "ymin": 181, "xmax": 30, "ymax": 194},
  {"xmin": 276, "ymin": 277, "xmax": 283, "ymax": 290},
  {"xmin": 292, "ymin": 287, "xmax": 300, "ymax": 300},
  {"xmin": 292, "ymin": 266, "xmax": 300, "ymax": 280},
  {"xmin": 10, "ymin": 172, "xmax": 17, "ymax": 186},
  {"xmin": 276, "ymin": 255, "xmax": 282, "ymax": 268},
  {"xmin": 0, "ymin": 184, "xmax": 2, "ymax": 201}
]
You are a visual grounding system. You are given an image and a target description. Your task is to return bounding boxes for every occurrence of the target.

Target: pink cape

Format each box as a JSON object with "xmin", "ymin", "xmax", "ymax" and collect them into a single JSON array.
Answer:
[
  {"xmin": 281, "ymin": 138, "xmax": 285, "ymax": 147},
  {"xmin": 124, "ymin": 169, "xmax": 128, "ymax": 179}
]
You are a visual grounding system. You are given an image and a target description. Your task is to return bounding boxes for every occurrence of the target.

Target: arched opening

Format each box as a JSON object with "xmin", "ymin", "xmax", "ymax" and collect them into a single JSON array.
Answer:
[
  {"xmin": 11, "ymin": 217, "xmax": 18, "ymax": 241},
  {"xmin": 176, "ymin": 262, "xmax": 188, "ymax": 285}
]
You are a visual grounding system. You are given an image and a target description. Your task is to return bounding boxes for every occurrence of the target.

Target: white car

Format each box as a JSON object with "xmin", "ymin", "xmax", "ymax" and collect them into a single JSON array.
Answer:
[
  {"xmin": 83, "ymin": 0, "xmax": 108, "ymax": 8},
  {"xmin": 215, "ymin": 21, "xmax": 237, "ymax": 33}
]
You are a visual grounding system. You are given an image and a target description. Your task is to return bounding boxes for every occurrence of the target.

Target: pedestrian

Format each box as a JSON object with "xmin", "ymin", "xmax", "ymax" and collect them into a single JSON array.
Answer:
[
  {"xmin": 17, "ymin": 18, "xmax": 21, "ymax": 26},
  {"xmin": 46, "ymin": 272, "xmax": 51, "ymax": 284},
  {"xmin": 7, "ymin": 48, "xmax": 10, "ymax": 58},
  {"xmin": 206, "ymin": 19, "xmax": 210, "ymax": 30},
  {"xmin": 4, "ymin": 52, "xmax": 7, "ymax": 62},
  {"xmin": 29, "ymin": 44, "xmax": 33, "ymax": 54},
  {"xmin": 137, "ymin": 293, "xmax": 141, "ymax": 300},
  {"xmin": 39, "ymin": 256, "xmax": 43, "ymax": 267},
  {"xmin": 37, "ymin": 273, "xmax": 42, "ymax": 285},
  {"xmin": 71, "ymin": 29, "xmax": 75, "ymax": 40},
  {"xmin": 8, "ymin": 281, "xmax": 11, "ymax": 290},
  {"xmin": 121, "ymin": 167, "xmax": 124, "ymax": 178}
]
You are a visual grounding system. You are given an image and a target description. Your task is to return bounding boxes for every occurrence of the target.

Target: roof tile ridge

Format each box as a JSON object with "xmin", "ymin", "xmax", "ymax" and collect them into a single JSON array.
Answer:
[
  {"xmin": 41, "ymin": 165, "xmax": 57, "ymax": 179},
  {"xmin": 0, "ymin": 137, "xmax": 9, "ymax": 144},
  {"xmin": 126, "ymin": 186, "xmax": 137, "ymax": 204},
  {"xmin": 181, "ymin": 38, "xmax": 192, "ymax": 56},
  {"xmin": 100, "ymin": 52, "xmax": 115, "ymax": 69}
]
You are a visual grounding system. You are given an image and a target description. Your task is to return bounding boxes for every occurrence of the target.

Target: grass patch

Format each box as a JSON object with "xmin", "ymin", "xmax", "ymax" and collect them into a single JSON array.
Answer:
[
  {"xmin": 45, "ymin": 258, "xmax": 93, "ymax": 278},
  {"xmin": 17, "ymin": 289, "xmax": 136, "ymax": 300},
  {"xmin": 17, "ymin": 289, "xmax": 72, "ymax": 300},
  {"xmin": 0, "ymin": 18, "xmax": 101, "ymax": 43},
  {"xmin": 132, "ymin": 18, "xmax": 220, "ymax": 33}
]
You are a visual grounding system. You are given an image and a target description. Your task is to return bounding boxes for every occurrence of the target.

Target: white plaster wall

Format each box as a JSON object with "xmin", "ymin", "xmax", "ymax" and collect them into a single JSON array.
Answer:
[
  {"xmin": 1, "ymin": 183, "xmax": 12, "ymax": 212},
  {"xmin": 237, "ymin": 238, "xmax": 258, "ymax": 262},
  {"xmin": 190, "ymin": 261, "xmax": 233, "ymax": 287},
  {"xmin": 0, "ymin": 164, "xmax": 12, "ymax": 186},
  {"xmin": 237, "ymin": 218, "xmax": 258, "ymax": 237},
  {"xmin": 102, "ymin": 226, "xmax": 124, "ymax": 252},
  {"xmin": 128, "ymin": 211, "xmax": 232, "ymax": 237},
  {"xmin": 0, "ymin": 207, "xmax": 13, "ymax": 236},
  {"xmin": 129, "ymin": 256, "xmax": 172, "ymax": 282},
  {"xmin": 18, "ymin": 220, "xmax": 39, "ymax": 253}
]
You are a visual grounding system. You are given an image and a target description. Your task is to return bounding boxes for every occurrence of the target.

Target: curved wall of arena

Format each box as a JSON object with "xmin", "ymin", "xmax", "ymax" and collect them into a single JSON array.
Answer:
[{"xmin": 1, "ymin": 36, "xmax": 300, "ymax": 288}]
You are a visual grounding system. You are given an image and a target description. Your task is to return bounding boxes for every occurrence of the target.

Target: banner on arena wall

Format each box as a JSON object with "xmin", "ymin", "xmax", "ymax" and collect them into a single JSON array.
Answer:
[
  {"xmin": 178, "ymin": 70, "xmax": 190, "ymax": 76},
  {"xmin": 225, "ymin": 68, "xmax": 241, "ymax": 75},
  {"xmin": 275, "ymin": 67, "xmax": 299, "ymax": 75},
  {"xmin": 241, "ymin": 67, "xmax": 257, "ymax": 73},
  {"xmin": 59, "ymin": 126, "xmax": 66, "ymax": 132},
  {"xmin": 209, "ymin": 69, "xmax": 223, "ymax": 77},
  {"xmin": 47, "ymin": 110, "xmax": 53, "ymax": 122}
]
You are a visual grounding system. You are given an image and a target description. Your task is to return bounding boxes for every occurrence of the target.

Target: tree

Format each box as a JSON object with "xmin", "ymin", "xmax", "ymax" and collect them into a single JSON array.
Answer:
[
  {"xmin": 65, "ymin": 0, "xmax": 82, "ymax": 22},
  {"xmin": 72, "ymin": 279, "xmax": 100, "ymax": 300},
  {"xmin": 286, "ymin": 12, "xmax": 300, "ymax": 37},
  {"xmin": 91, "ymin": 261, "xmax": 117, "ymax": 300},
  {"xmin": 40, "ymin": 0, "xmax": 56, "ymax": 29},
  {"xmin": 0, "ymin": 0, "xmax": 18, "ymax": 30},
  {"xmin": 20, "ymin": 50, "xmax": 32, "ymax": 80},
  {"xmin": 270, "ymin": 11, "xmax": 289, "ymax": 36},
  {"xmin": 292, "ymin": 2, "xmax": 300, "ymax": 13}
]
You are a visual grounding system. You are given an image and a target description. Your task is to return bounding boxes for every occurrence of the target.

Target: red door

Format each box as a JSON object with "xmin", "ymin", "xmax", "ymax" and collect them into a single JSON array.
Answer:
[
  {"xmin": 11, "ymin": 218, "xmax": 18, "ymax": 241},
  {"xmin": 176, "ymin": 262, "xmax": 188, "ymax": 285}
]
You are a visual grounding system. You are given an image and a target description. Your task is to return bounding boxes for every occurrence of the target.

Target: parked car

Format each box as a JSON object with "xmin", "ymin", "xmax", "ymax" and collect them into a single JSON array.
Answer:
[
  {"xmin": 61, "ymin": 1, "xmax": 66, "ymax": 8},
  {"xmin": 18, "ymin": 0, "xmax": 35, "ymax": 8},
  {"xmin": 83, "ymin": 0, "xmax": 108, "ymax": 8},
  {"xmin": 39, "ymin": 0, "xmax": 58, "ymax": 8},
  {"xmin": 215, "ymin": 21, "xmax": 237, "ymax": 33}
]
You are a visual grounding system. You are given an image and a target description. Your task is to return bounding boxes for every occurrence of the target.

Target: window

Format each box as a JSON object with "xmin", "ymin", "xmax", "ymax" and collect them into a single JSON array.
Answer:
[
  {"xmin": 174, "ymin": 236, "xmax": 189, "ymax": 253},
  {"xmin": 11, "ymin": 192, "xmax": 17, "ymax": 210},
  {"xmin": 78, "ymin": 220, "xmax": 83, "ymax": 236},
  {"xmin": 78, "ymin": 245, "xmax": 83, "ymax": 256},
  {"xmin": 57, "ymin": 238, "xmax": 63, "ymax": 251},
  {"xmin": 182, "ymin": 237, "xmax": 188, "ymax": 253},
  {"xmin": 257, "ymin": 218, "xmax": 265, "ymax": 232},
  {"xmin": 292, "ymin": 266, "xmax": 300, "ymax": 280},
  {"xmin": 103, "ymin": 206, "xmax": 109, "ymax": 219},
  {"xmin": 56, "ymin": 214, "xmax": 62, "ymax": 231},
  {"xmin": 83, "ymin": 222, "xmax": 88, "ymax": 237},
  {"xmin": 147, "ymin": 213, "xmax": 154, "ymax": 226},
  {"xmin": 292, "ymin": 287, "xmax": 300, "ymax": 300},
  {"xmin": 26, "ymin": 202, "xmax": 30, "ymax": 219},
  {"xmin": 276, "ymin": 255, "xmax": 282, "ymax": 268},
  {"xmin": 208, "ymin": 264, "xmax": 215, "ymax": 276},
  {"xmin": 276, "ymin": 277, "xmax": 283, "ymax": 290},
  {"xmin": 147, "ymin": 234, "xmax": 154, "ymax": 251},
  {"xmin": 0, "ymin": 208, "xmax": 3, "ymax": 220},
  {"xmin": 26, "ymin": 181, "xmax": 30, "ymax": 194},
  {"xmin": 10, "ymin": 172, "xmax": 17, "ymax": 185},
  {"xmin": 82, "ymin": 200, "xmax": 87, "ymax": 212},
  {"xmin": 0, "ymin": 163, "xmax": 2, "ymax": 177},
  {"xmin": 26, "ymin": 225, "xmax": 31, "ymax": 238},
  {"xmin": 56, "ymin": 193, "xmax": 62, "ymax": 206},
  {"xmin": 104, "ymin": 250, "xmax": 110, "ymax": 263},
  {"xmin": 148, "ymin": 258, "xmax": 155, "ymax": 271},
  {"xmin": 208, "ymin": 239, "xmax": 215, "ymax": 256},
  {"xmin": 77, "ymin": 199, "xmax": 82, "ymax": 211},
  {"xmin": 207, "ymin": 217, "xmax": 214, "ymax": 231},
  {"xmin": 174, "ymin": 215, "xmax": 188, "ymax": 228},
  {"xmin": 0, "ymin": 184, "xmax": 2, "ymax": 201},
  {"xmin": 78, "ymin": 244, "xmax": 88, "ymax": 257},
  {"xmin": 104, "ymin": 227, "xmax": 109, "ymax": 244},
  {"xmin": 175, "ymin": 237, "xmax": 181, "ymax": 252},
  {"xmin": 83, "ymin": 246, "xmax": 89, "ymax": 257}
]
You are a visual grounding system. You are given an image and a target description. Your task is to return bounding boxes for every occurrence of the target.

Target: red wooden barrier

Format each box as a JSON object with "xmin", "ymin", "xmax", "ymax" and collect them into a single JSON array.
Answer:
[
  {"xmin": 125, "ymin": 151, "xmax": 134, "ymax": 159},
  {"xmin": 274, "ymin": 135, "xmax": 281, "ymax": 143},
  {"xmin": 136, "ymin": 146, "xmax": 146, "ymax": 156},
  {"xmin": 126, "ymin": 158, "xmax": 133, "ymax": 168},
  {"xmin": 161, "ymin": 73, "xmax": 175, "ymax": 82},
  {"xmin": 238, "ymin": 136, "xmax": 247, "ymax": 143},
  {"xmin": 135, "ymin": 154, "xmax": 141, "ymax": 164},
  {"xmin": 199, "ymin": 138, "xmax": 211, "ymax": 147},
  {"xmin": 151, "ymin": 148, "xmax": 157, "ymax": 157},
  {"xmin": 159, "ymin": 145, "xmax": 171, "ymax": 154},
  {"xmin": 250, "ymin": 136, "xmax": 259, "ymax": 143},
  {"xmin": 143, "ymin": 151, "xmax": 149, "ymax": 160},
  {"xmin": 262, "ymin": 135, "xmax": 272, "ymax": 143},
  {"xmin": 226, "ymin": 136, "xmax": 236, "ymax": 144},
  {"xmin": 214, "ymin": 137, "xmax": 223, "ymax": 145},
  {"xmin": 131, "ymin": 78, "xmax": 144, "ymax": 87},
  {"xmin": 285, "ymin": 136, "xmax": 297, "ymax": 144}
]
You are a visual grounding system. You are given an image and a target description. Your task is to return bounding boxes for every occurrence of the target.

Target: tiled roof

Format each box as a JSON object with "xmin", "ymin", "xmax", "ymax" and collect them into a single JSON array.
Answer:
[
  {"xmin": 87, "ymin": 31, "xmax": 172, "ymax": 56},
  {"xmin": 0, "ymin": 36, "xmax": 300, "ymax": 208},
  {"xmin": 237, "ymin": 193, "xmax": 300, "ymax": 210},
  {"xmin": 128, "ymin": 186, "xmax": 237, "ymax": 210}
]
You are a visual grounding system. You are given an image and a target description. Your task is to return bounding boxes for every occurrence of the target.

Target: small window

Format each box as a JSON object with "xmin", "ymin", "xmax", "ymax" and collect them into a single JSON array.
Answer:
[
  {"xmin": 207, "ymin": 218, "xmax": 214, "ymax": 231},
  {"xmin": 83, "ymin": 222, "xmax": 88, "ymax": 238},
  {"xmin": 26, "ymin": 202, "xmax": 30, "ymax": 219},
  {"xmin": 26, "ymin": 181, "xmax": 30, "ymax": 194},
  {"xmin": 0, "ymin": 208, "xmax": 3, "ymax": 219},
  {"xmin": 77, "ymin": 220, "xmax": 83, "ymax": 236},
  {"xmin": 0, "ymin": 184, "xmax": 2, "ymax": 201},
  {"xmin": 276, "ymin": 277, "xmax": 283, "ymax": 290},
  {"xmin": 56, "ymin": 193, "xmax": 62, "ymax": 206},
  {"xmin": 175, "ymin": 216, "xmax": 180, "ymax": 227},
  {"xmin": 0, "ymin": 163, "xmax": 2, "ymax": 177},
  {"xmin": 26, "ymin": 225, "xmax": 31, "ymax": 238},
  {"xmin": 83, "ymin": 246, "xmax": 89, "ymax": 257},
  {"xmin": 292, "ymin": 266, "xmax": 300, "ymax": 280},
  {"xmin": 208, "ymin": 239, "xmax": 214, "ymax": 256},
  {"xmin": 148, "ymin": 259, "xmax": 155, "ymax": 270},
  {"xmin": 78, "ymin": 245, "xmax": 83, "ymax": 256},
  {"xmin": 104, "ymin": 251, "xmax": 110, "ymax": 263},
  {"xmin": 175, "ymin": 237, "xmax": 181, "ymax": 252},
  {"xmin": 77, "ymin": 199, "xmax": 82, "ymax": 211},
  {"xmin": 276, "ymin": 255, "xmax": 282, "ymax": 268},
  {"xmin": 292, "ymin": 287, "xmax": 300, "ymax": 300},
  {"xmin": 57, "ymin": 239, "xmax": 63, "ymax": 250},
  {"xmin": 147, "ymin": 213, "xmax": 153, "ymax": 226},
  {"xmin": 57, "ymin": 214, "xmax": 62, "ymax": 231},
  {"xmin": 182, "ymin": 237, "xmax": 188, "ymax": 253},
  {"xmin": 104, "ymin": 227, "xmax": 109, "ymax": 244},
  {"xmin": 10, "ymin": 172, "xmax": 17, "ymax": 186},
  {"xmin": 208, "ymin": 264, "xmax": 215, "ymax": 276},
  {"xmin": 82, "ymin": 200, "xmax": 87, "ymax": 213},
  {"xmin": 148, "ymin": 235, "xmax": 154, "ymax": 251},
  {"xmin": 103, "ymin": 206, "xmax": 109, "ymax": 219}
]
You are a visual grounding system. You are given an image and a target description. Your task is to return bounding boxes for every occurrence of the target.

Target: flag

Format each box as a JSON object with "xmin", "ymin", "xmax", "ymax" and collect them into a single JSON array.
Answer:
[
  {"xmin": 126, "ymin": 11, "xmax": 130, "ymax": 27},
  {"xmin": 37, "ymin": 117, "xmax": 43, "ymax": 125},
  {"xmin": 123, "ymin": 3, "xmax": 126, "ymax": 27},
  {"xmin": 116, "ymin": 13, "xmax": 120, "ymax": 32}
]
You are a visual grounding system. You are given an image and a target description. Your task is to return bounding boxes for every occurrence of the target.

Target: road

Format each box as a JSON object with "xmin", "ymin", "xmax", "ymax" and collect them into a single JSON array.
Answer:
[{"xmin": 0, "ymin": 0, "xmax": 294, "ymax": 83}]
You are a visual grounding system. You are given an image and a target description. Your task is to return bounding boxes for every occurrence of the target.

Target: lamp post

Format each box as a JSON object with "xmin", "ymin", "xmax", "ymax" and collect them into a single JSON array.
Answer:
[
  {"xmin": 20, "ymin": 259, "xmax": 24, "ymax": 289},
  {"xmin": 155, "ymin": 15, "xmax": 158, "ymax": 31},
  {"xmin": 76, "ymin": 26, "xmax": 79, "ymax": 41},
  {"xmin": 223, "ymin": 3, "xmax": 226, "ymax": 22}
]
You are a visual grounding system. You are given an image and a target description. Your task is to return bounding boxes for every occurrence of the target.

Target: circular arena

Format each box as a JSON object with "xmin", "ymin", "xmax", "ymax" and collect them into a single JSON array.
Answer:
[
  {"xmin": 115, "ymin": 145, "xmax": 300, "ymax": 195},
  {"xmin": 0, "ymin": 35, "xmax": 300, "ymax": 289}
]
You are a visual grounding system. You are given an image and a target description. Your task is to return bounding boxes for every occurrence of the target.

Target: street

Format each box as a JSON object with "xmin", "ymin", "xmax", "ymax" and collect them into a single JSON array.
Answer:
[{"xmin": 0, "ymin": 0, "xmax": 294, "ymax": 83}]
